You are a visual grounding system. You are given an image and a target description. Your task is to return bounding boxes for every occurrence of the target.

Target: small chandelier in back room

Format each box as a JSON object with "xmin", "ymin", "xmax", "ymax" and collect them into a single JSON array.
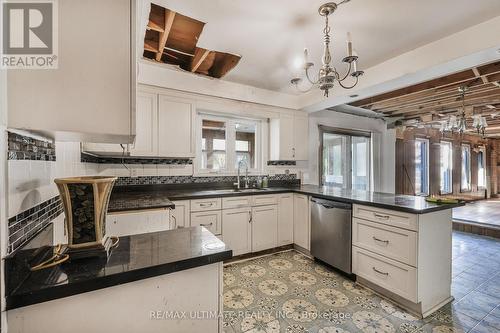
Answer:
[{"xmin": 290, "ymin": 1, "xmax": 364, "ymax": 97}]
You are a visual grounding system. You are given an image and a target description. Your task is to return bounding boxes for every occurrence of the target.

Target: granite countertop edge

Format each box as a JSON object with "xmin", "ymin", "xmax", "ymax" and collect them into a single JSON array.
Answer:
[{"xmin": 109, "ymin": 186, "xmax": 464, "ymax": 215}]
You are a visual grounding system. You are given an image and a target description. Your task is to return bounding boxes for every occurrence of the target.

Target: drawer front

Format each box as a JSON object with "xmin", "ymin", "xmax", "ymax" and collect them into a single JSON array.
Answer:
[
  {"xmin": 353, "ymin": 204, "xmax": 418, "ymax": 231},
  {"xmin": 352, "ymin": 246, "xmax": 417, "ymax": 302},
  {"xmin": 252, "ymin": 194, "xmax": 279, "ymax": 206},
  {"xmin": 191, "ymin": 198, "xmax": 222, "ymax": 212},
  {"xmin": 222, "ymin": 196, "xmax": 253, "ymax": 209},
  {"xmin": 190, "ymin": 211, "xmax": 222, "ymax": 235},
  {"xmin": 353, "ymin": 218, "xmax": 417, "ymax": 267}
]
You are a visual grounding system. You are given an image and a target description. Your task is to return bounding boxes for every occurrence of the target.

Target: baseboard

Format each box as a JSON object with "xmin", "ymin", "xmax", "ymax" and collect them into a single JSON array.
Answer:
[
  {"xmin": 453, "ymin": 220, "xmax": 500, "ymax": 239},
  {"xmin": 223, "ymin": 244, "xmax": 294, "ymax": 265}
]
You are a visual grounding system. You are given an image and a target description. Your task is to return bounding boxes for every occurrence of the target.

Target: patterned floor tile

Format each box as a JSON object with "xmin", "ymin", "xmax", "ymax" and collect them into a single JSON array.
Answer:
[{"xmin": 224, "ymin": 231, "xmax": 500, "ymax": 333}]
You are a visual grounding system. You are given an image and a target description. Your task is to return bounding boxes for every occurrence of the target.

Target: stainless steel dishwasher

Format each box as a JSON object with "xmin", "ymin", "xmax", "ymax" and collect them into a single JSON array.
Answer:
[{"xmin": 310, "ymin": 197, "xmax": 352, "ymax": 274}]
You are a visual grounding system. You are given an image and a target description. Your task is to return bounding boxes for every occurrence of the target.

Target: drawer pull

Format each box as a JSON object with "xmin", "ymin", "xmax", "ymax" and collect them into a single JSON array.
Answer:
[
  {"xmin": 373, "ymin": 213, "xmax": 390, "ymax": 220},
  {"xmin": 199, "ymin": 203, "xmax": 214, "ymax": 207},
  {"xmin": 372, "ymin": 236, "xmax": 390, "ymax": 245},
  {"xmin": 200, "ymin": 223, "xmax": 213, "ymax": 227},
  {"xmin": 372, "ymin": 266, "xmax": 389, "ymax": 276}
]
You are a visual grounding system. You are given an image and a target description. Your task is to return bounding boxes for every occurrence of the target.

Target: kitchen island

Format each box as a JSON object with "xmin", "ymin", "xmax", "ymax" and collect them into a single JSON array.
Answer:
[{"xmin": 6, "ymin": 226, "xmax": 231, "ymax": 333}]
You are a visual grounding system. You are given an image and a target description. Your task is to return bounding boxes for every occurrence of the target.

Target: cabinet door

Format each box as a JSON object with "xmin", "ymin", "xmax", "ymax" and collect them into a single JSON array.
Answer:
[
  {"xmin": 293, "ymin": 115, "xmax": 309, "ymax": 160},
  {"xmin": 158, "ymin": 95, "xmax": 194, "ymax": 158},
  {"xmin": 130, "ymin": 92, "xmax": 158, "ymax": 156},
  {"xmin": 191, "ymin": 211, "xmax": 222, "ymax": 235},
  {"xmin": 293, "ymin": 194, "xmax": 310, "ymax": 250},
  {"xmin": 278, "ymin": 194, "xmax": 294, "ymax": 246},
  {"xmin": 280, "ymin": 114, "xmax": 295, "ymax": 160},
  {"xmin": 106, "ymin": 210, "xmax": 170, "ymax": 237},
  {"xmin": 222, "ymin": 208, "xmax": 252, "ymax": 256},
  {"xmin": 171, "ymin": 200, "xmax": 190, "ymax": 229},
  {"xmin": 251, "ymin": 205, "xmax": 278, "ymax": 252}
]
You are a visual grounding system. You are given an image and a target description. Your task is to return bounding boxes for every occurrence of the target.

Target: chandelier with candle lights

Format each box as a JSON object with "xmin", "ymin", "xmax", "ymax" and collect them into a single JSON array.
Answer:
[
  {"xmin": 290, "ymin": 1, "xmax": 363, "ymax": 97},
  {"xmin": 439, "ymin": 86, "xmax": 488, "ymax": 137}
]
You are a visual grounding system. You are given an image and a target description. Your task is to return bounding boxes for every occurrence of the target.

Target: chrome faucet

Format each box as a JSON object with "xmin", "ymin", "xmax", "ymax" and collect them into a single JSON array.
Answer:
[{"xmin": 234, "ymin": 160, "xmax": 249, "ymax": 190}]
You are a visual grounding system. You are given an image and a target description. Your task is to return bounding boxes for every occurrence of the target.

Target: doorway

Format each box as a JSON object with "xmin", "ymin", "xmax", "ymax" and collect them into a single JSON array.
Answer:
[{"xmin": 319, "ymin": 126, "xmax": 371, "ymax": 190}]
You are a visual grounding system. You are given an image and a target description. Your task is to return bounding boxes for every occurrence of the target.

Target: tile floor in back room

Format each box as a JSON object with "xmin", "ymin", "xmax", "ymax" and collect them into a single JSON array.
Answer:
[{"xmin": 222, "ymin": 231, "xmax": 500, "ymax": 333}]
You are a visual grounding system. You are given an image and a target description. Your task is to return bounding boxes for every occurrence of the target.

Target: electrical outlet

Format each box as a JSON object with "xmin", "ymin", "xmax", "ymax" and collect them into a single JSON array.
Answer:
[{"xmin": 130, "ymin": 168, "xmax": 138, "ymax": 178}]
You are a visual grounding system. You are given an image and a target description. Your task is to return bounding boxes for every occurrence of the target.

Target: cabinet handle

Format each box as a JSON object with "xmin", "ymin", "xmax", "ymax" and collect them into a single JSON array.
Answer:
[
  {"xmin": 200, "ymin": 223, "xmax": 213, "ymax": 227},
  {"xmin": 249, "ymin": 211, "xmax": 252, "ymax": 223},
  {"xmin": 373, "ymin": 213, "xmax": 390, "ymax": 220},
  {"xmin": 199, "ymin": 203, "xmax": 214, "ymax": 207},
  {"xmin": 372, "ymin": 236, "xmax": 389, "ymax": 245},
  {"xmin": 255, "ymin": 208, "xmax": 275, "ymax": 213},
  {"xmin": 292, "ymin": 148, "xmax": 296, "ymax": 158},
  {"xmin": 372, "ymin": 267, "xmax": 389, "ymax": 276},
  {"xmin": 171, "ymin": 215, "xmax": 177, "ymax": 229}
]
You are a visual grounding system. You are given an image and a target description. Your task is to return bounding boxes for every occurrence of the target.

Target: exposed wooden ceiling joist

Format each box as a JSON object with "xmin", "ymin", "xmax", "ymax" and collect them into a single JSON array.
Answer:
[
  {"xmin": 348, "ymin": 61, "xmax": 500, "ymax": 132},
  {"xmin": 155, "ymin": 10, "xmax": 176, "ymax": 61}
]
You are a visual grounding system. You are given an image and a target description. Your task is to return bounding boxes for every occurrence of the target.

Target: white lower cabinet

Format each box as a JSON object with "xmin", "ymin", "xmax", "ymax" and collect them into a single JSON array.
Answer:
[
  {"xmin": 191, "ymin": 210, "xmax": 222, "ymax": 235},
  {"xmin": 222, "ymin": 208, "xmax": 252, "ymax": 256},
  {"xmin": 170, "ymin": 200, "xmax": 190, "ymax": 229},
  {"xmin": 251, "ymin": 205, "xmax": 278, "ymax": 252},
  {"xmin": 278, "ymin": 194, "xmax": 294, "ymax": 246},
  {"xmin": 293, "ymin": 194, "xmax": 310, "ymax": 250},
  {"xmin": 107, "ymin": 209, "xmax": 170, "ymax": 237}
]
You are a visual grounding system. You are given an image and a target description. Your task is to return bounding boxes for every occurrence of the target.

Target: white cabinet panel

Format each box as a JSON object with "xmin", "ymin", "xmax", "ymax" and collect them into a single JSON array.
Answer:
[
  {"xmin": 191, "ymin": 211, "xmax": 222, "ymax": 235},
  {"xmin": 293, "ymin": 115, "xmax": 309, "ymax": 160},
  {"xmin": 106, "ymin": 209, "xmax": 170, "ymax": 237},
  {"xmin": 222, "ymin": 196, "xmax": 253, "ymax": 209},
  {"xmin": 251, "ymin": 205, "xmax": 278, "ymax": 252},
  {"xmin": 252, "ymin": 194, "xmax": 279, "ymax": 206},
  {"xmin": 222, "ymin": 208, "xmax": 252, "ymax": 256},
  {"xmin": 158, "ymin": 95, "xmax": 195, "ymax": 158},
  {"xmin": 130, "ymin": 91, "xmax": 158, "ymax": 156},
  {"xmin": 7, "ymin": 0, "xmax": 135, "ymax": 142},
  {"xmin": 269, "ymin": 114, "xmax": 309, "ymax": 161},
  {"xmin": 293, "ymin": 194, "xmax": 310, "ymax": 250},
  {"xmin": 170, "ymin": 200, "xmax": 190, "ymax": 229},
  {"xmin": 278, "ymin": 194, "xmax": 294, "ymax": 246},
  {"xmin": 191, "ymin": 198, "xmax": 222, "ymax": 212}
]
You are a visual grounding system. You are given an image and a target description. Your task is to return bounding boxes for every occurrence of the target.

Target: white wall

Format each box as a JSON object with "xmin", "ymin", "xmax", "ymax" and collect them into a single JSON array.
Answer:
[{"xmin": 305, "ymin": 110, "xmax": 396, "ymax": 193}]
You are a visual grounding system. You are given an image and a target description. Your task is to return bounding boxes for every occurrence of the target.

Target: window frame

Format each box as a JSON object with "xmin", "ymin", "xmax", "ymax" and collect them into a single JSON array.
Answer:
[
  {"xmin": 460, "ymin": 144, "xmax": 472, "ymax": 192},
  {"xmin": 477, "ymin": 147, "xmax": 487, "ymax": 190},
  {"xmin": 195, "ymin": 113, "xmax": 262, "ymax": 176},
  {"xmin": 414, "ymin": 137, "xmax": 429, "ymax": 196},
  {"xmin": 439, "ymin": 140, "xmax": 453, "ymax": 195}
]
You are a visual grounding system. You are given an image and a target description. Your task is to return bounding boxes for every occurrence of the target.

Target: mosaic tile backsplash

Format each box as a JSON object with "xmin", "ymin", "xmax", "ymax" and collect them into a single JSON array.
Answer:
[
  {"xmin": 8, "ymin": 132, "xmax": 56, "ymax": 161},
  {"xmin": 8, "ymin": 196, "xmax": 63, "ymax": 253},
  {"xmin": 81, "ymin": 152, "xmax": 192, "ymax": 165},
  {"xmin": 115, "ymin": 174, "xmax": 297, "ymax": 186}
]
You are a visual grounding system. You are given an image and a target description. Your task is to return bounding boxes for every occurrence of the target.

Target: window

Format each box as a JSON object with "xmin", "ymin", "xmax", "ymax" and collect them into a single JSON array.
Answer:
[
  {"xmin": 320, "ymin": 127, "xmax": 371, "ymax": 191},
  {"xmin": 440, "ymin": 141, "xmax": 453, "ymax": 194},
  {"xmin": 198, "ymin": 114, "xmax": 260, "ymax": 174},
  {"xmin": 461, "ymin": 144, "xmax": 471, "ymax": 192},
  {"xmin": 414, "ymin": 138, "xmax": 429, "ymax": 196},
  {"xmin": 478, "ymin": 148, "xmax": 486, "ymax": 189}
]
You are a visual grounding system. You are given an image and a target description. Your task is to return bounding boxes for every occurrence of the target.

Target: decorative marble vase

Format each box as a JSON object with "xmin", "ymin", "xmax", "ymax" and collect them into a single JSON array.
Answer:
[{"xmin": 54, "ymin": 176, "xmax": 117, "ymax": 258}]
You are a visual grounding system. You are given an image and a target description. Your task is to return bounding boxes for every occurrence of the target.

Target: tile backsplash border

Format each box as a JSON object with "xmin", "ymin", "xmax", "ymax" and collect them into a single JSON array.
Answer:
[
  {"xmin": 115, "ymin": 174, "xmax": 297, "ymax": 186},
  {"xmin": 81, "ymin": 152, "xmax": 192, "ymax": 165},
  {"xmin": 7, "ymin": 196, "xmax": 63, "ymax": 254},
  {"xmin": 8, "ymin": 131, "xmax": 56, "ymax": 161}
]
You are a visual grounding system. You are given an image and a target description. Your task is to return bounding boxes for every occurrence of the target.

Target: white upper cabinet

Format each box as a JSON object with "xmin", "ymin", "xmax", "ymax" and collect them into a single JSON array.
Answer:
[
  {"xmin": 269, "ymin": 114, "xmax": 309, "ymax": 161},
  {"xmin": 158, "ymin": 95, "xmax": 195, "ymax": 158},
  {"xmin": 7, "ymin": 0, "xmax": 136, "ymax": 143},
  {"xmin": 293, "ymin": 115, "xmax": 309, "ymax": 160},
  {"xmin": 130, "ymin": 92, "xmax": 158, "ymax": 156}
]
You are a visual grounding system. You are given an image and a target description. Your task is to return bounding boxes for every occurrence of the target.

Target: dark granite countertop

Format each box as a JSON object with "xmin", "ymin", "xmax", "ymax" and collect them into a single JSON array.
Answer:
[
  {"xmin": 108, "ymin": 184, "xmax": 463, "ymax": 215},
  {"xmin": 108, "ymin": 191, "xmax": 175, "ymax": 213},
  {"xmin": 5, "ymin": 226, "xmax": 231, "ymax": 310}
]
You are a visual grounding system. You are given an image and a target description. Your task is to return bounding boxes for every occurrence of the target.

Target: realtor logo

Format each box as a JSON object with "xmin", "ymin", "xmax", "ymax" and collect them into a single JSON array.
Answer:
[{"xmin": 1, "ymin": 0, "xmax": 58, "ymax": 69}]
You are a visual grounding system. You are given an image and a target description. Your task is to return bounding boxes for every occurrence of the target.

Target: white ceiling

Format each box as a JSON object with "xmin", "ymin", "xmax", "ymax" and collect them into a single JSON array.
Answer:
[{"xmin": 154, "ymin": 0, "xmax": 500, "ymax": 94}]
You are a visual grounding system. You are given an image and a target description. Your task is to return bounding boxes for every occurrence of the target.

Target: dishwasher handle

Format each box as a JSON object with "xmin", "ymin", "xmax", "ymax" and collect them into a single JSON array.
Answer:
[{"xmin": 311, "ymin": 197, "xmax": 351, "ymax": 210}]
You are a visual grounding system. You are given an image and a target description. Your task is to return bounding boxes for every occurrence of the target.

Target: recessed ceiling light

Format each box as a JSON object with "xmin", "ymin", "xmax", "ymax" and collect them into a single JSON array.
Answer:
[{"xmin": 349, "ymin": 94, "xmax": 359, "ymax": 98}]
